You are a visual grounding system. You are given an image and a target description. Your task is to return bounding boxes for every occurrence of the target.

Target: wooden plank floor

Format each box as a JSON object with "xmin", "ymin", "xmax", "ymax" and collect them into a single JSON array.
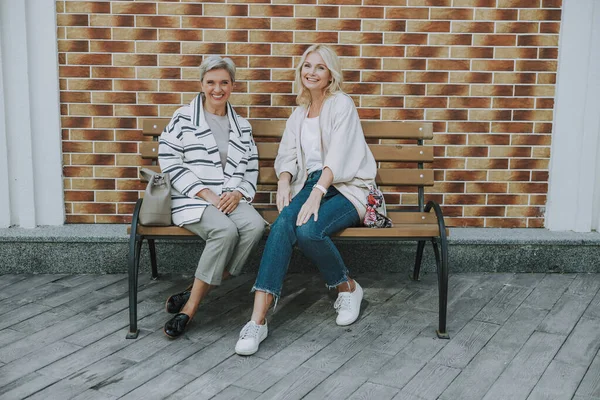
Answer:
[{"xmin": 0, "ymin": 272, "xmax": 599, "ymax": 400}]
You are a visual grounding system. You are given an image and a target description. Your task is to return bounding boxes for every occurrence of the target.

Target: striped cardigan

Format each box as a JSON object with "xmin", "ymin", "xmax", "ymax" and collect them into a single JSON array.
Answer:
[{"xmin": 158, "ymin": 94, "xmax": 258, "ymax": 226}]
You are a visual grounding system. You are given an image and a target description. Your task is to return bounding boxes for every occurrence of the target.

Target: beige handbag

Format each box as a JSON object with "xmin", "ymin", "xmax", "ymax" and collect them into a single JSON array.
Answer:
[{"xmin": 139, "ymin": 168, "xmax": 172, "ymax": 226}]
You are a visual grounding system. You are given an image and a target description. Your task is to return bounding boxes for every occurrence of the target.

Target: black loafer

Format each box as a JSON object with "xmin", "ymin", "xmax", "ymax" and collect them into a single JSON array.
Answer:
[
  {"xmin": 165, "ymin": 290, "xmax": 191, "ymax": 314},
  {"xmin": 164, "ymin": 313, "xmax": 191, "ymax": 339}
]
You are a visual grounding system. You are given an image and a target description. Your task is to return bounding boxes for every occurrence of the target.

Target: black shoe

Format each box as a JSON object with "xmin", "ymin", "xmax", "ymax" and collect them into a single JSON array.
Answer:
[
  {"xmin": 163, "ymin": 313, "xmax": 191, "ymax": 339},
  {"xmin": 165, "ymin": 290, "xmax": 191, "ymax": 314}
]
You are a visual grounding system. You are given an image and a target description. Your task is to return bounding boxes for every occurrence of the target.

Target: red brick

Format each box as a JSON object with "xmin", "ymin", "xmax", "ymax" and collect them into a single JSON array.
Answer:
[
  {"xmin": 428, "ymin": 59, "xmax": 472, "ymax": 71},
  {"xmin": 272, "ymin": 18, "xmax": 316, "ymax": 30},
  {"xmin": 67, "ymin": 53, "xmax": 112, "ymax": 65},
  {"xmin": 383, "ymin": 84, "xmax": 426, "ymax": 95},
  {"xmin": 451, "ymin": 47, "xmax": 494, "ymax": 59},
  {"xmin": 520, "ymin": 9, "xmax": 561, "ymax": 21},
  {"xmin": 427, "ymin": 108, "xmax": 470, "ymax": 121},
  {"xmin": 450, "ymin": 72, "xmax": 493, "ymax": 84},
  {"xmin": 341, "ymin": 6, "xmax": 384, "ymax": 18},
  {"xmin": 431, "ymin": 8, "xmax": 474, "ymax": 19},
  {"xmin": 113, "ymin": 28, "xmax": 157, "ymax": 41},
  {"xmin": 68, "ymin": 79, "xmax": 112, "ymax": 91},
  {"xmin": 157, "ymin": 3, "xmax": 204, "ymax": 15},
  {"xmin": 428, "ymin": 34, "xmax": 473, "ymax": 46},
  {"xmin": 363, "ymin": 20, "xmax": 406, "ymax": 32},
  {"xmin": 493, "ymin": 98, "xmax": 535, "ymax": 108},
  {"xmin": 426, "ymin": 84, "xmax": 469, "ymax": 96},
  {"xmin": 386, "ymin": 7, "xmax": 429, "ymax": 19},
  {"xmin": 381, "ymin": 109, "xmax": 425, "ymax": 120},
  {"xmin": 160, "ymin": 29, "xmax": 204, "ymax": 42},
  {"xmin": 408, "ymin": 46, "xmax": 449, "ymax": 58},
  {"xmin": 407, "ymin": 21, "xmax": 450, "ymax": 33},
  {"xmin": 475, "ymin": 9, "xmax": 518, "ymax": 20},
  {"xmin": 60, "ymin": 66, "xmax": 90, "ymax": 78},
  {"xmin": 498, "ymin": 0, "xmax": 541, "ymax": 7},
  {"xmin": 65, "ymin": 1, "xmax": 110, "ymax": 13},
  {"xmin": 406, "ymin": 72, "xmax": 448, "ymax": 83},
  {"xmin": 452, "ymin": 22, "xmax": 494, "ymax": 33},
  {"xmin": 112, "ymin": 2, "xmax": 156, "ymax": 14},
  {"xmin": 61, "ymin": 92, "xmax": 91, "ymax": 103},
  {"xmin": 204, "ymin": 4, "xmax": 248, "ymax": 16},
  {"xmin": 228, "ymin": 17, "xmax": 271, "ymax": 30},
  {"xmin": 496, "ymin": 22, "xmax": 539, "ymax": 33},
  {"xmin": 90, "ymin": 15, "xmax": 134, "ymax": 27},
  {"xmin": 364, "ymin": 46, "xmax": 406, "ymax": 58},
  {"xmin": 295, "ymin": 5, "xmax": 339, "ymax": 17},
  {"xmin": 182, "ymin": 17, "xmax": 226, "ymax": 29}
]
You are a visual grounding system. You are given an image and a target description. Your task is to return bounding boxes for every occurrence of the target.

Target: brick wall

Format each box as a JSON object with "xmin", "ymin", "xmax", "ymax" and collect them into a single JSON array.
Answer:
[{"xmin": 56, "ymin": 0, "xmax": 562, "ymax": 227}]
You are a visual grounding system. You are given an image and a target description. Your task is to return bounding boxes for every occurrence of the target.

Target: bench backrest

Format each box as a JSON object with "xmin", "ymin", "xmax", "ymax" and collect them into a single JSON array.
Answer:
[{"xmin": 140, "ymin": 118, "xmax": 436, "ymax": 224}]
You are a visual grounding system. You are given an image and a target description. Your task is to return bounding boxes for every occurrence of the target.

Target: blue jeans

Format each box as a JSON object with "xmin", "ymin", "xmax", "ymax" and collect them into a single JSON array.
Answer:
[{"xmin": 253, "ymin": 170, "xmax": 360, "ymax": 301}]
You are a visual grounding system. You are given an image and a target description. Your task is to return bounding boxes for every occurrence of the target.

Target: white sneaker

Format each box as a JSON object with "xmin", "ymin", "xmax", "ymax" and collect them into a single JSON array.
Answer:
[
  {"xmin": 235, "ymin": 320, "xmax": 268, "ymax": 356},
  {"xmin": 334, "ymin": 281, "xmax": 363, "ymax": 326}
]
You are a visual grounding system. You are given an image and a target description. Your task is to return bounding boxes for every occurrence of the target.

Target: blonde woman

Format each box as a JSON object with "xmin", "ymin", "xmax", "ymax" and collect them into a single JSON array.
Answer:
[
  {"xmin": 235, "ymin": 45, "xmax": 377, "ymax": 355},
  {"xmin": 159, "ymin": 56, "xmax": 265, "ymax": 338}
]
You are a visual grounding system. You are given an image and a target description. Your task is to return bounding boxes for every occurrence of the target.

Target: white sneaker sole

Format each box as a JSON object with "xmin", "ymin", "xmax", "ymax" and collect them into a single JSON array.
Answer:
[{"xmin": 235, "ymin": 333, "xmax": 267, "ymax": 356}]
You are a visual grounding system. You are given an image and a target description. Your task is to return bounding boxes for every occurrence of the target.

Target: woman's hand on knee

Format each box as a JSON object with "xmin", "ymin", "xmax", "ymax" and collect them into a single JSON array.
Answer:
[
  {"xmin": 296, "ymin": 190, "xmax": 323, "ymax": 226},
  {"xmin": 276, "ymin": 180, "xmax": 292, "ymax": 212},
  {"xmin": 219, "ymin": 191, "xmax": 242, "ymax": 214}
]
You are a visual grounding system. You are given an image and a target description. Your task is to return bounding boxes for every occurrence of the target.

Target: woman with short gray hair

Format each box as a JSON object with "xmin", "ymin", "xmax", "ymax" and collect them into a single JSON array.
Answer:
[{"xmin": 159, "ymin": 55, "xmax": 265, "ymax": 339}]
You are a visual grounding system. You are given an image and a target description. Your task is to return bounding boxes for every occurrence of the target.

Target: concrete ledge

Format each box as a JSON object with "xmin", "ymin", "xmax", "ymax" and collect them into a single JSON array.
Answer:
[{"xmin": 0, "ymin": 225, "xmax": 599, "ymax": 275}]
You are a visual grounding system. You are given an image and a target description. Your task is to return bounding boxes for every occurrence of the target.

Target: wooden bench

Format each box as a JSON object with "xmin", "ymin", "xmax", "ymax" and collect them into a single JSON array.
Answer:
[{"xmin": 127, "ymin": 119, "xmax": 450, "ymax": 340}]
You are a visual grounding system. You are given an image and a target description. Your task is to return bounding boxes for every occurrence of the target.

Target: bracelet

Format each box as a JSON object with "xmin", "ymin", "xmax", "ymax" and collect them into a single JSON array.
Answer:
[{"xmin": 313, "ymin": 184, "xmax": 328, "ymax": 195}]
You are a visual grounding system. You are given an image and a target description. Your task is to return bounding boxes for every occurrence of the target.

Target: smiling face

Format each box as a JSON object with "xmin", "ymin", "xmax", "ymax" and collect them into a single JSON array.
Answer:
[
  {"xmin": 301, "ymin": 52, "xmax": 332, "ymax": 96},
  {"xmin": 200, "ymin": 68, "xmax": 233, "ymax": 115}
]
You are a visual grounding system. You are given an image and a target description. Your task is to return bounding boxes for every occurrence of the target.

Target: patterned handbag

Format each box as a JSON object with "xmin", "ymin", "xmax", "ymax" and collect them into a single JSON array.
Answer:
[{"xmin": 363, "ymin": 186, "xmax": 393, "ymax": 228}]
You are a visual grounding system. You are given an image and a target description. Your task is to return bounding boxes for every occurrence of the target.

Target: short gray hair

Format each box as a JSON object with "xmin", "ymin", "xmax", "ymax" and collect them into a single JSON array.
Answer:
[{"xmin": 199, "ymin": 56, "xmax": 236, "ymax": 82}]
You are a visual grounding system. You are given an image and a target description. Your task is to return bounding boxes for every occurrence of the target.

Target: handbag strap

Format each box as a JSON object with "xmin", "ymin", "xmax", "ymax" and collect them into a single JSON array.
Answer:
[{"xmin": 139, "ymin": 167, "xmax": 159, "ymax": 181}]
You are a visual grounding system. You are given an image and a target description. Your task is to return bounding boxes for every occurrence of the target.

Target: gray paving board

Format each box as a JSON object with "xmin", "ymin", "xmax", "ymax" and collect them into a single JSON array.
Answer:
[{"xmin": 0, "ymin": 272, "xmax": 598, "ymax": 400}]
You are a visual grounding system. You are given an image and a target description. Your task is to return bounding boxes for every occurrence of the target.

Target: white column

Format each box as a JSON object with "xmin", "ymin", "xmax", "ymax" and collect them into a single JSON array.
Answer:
[
  {"xmin": 0, "ymin": 0, "xmax": 64, "ymax": 228},
  {"xmin": 0, "ymin": 27, "xmax": 10, "ymax": 228},
  {"xmin": 546, "ymin": 0, "xmax": 600, "ymax": 232},
  {"xmin": 26, "ymin": 0, "xmax": 65, "ymax": 226}
]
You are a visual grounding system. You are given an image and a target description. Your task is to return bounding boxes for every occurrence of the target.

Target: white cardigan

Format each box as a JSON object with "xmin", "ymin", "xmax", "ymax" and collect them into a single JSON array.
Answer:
[
  {"xmin": 275, "ymin": 92, "xmax": 377, "ymax": 220},
  {"xmin": 158, "ymin": 94, "xmax": 258, "ymax": 226}
]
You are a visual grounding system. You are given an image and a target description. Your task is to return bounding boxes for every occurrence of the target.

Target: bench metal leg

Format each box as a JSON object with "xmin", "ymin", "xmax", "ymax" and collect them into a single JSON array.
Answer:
[
  {"xmin": 412, "ymin": 240, "xmax": 426, "ymax": 281},
  {"xmin": 148, "ymin": 239, "xmax": 158, "ymax": 280},
  {"xmin": 127, "ymin": 236, "xmax": 142, "ymax": 339},
  {"xmin": 431, "ymin": 238, "xmax": 449, "ymax": 339},
  {"xmin": 127, "ymin": 199, "xmax": 144, "ymax": 339},
  {"xmin": 425, "ymin": 200, "xmax": 450, "ymax": 340}
]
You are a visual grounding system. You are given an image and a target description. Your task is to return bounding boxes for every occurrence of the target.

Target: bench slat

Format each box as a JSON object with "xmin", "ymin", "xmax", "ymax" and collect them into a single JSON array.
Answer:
[
  {"xmin": 139, "ymin": 165, "xmax": 434, "ymax": 186},
  {"xmin": 131, "ymin": 223, "xmax": 445, "ymax": 238},
  {"xmin": 260, "ymin": 168, "xmax": 434, "ymax": 186},
  {"xmin": 142, "ymin": 119, "xmax": 433, "ymax": 140},
  {"xmin": 141, "ymin": 142, "xmax": 434, "ymax": 163},
  {"xmin": 361, "ymin": 121, "xmax": 433, "ymax": 140},
  {"xmin": 258, "ymin": 209, "xmax": 438, "ymax": 224}
]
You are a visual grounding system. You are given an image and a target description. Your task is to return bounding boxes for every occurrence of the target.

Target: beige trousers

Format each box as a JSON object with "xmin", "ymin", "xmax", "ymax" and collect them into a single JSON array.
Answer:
[{"xmin": 183, "ymin": 203, "xmax": 266, "ymax": 285}]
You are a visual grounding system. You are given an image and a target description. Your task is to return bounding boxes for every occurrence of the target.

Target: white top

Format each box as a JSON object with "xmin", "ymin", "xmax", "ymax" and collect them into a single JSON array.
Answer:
[{"xmin": 300, "ymin": 116, "xmax": 323, "ymax": 174}]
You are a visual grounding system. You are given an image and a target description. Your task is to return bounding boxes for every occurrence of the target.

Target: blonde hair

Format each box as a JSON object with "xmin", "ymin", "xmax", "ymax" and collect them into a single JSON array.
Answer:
[
  {"xmin": 295, "ymin": 44, "xmax": 343, "ymax": 108},
  {"xmin": 199, "ymin": 55, "xmax": 236, "ymax": 82}
]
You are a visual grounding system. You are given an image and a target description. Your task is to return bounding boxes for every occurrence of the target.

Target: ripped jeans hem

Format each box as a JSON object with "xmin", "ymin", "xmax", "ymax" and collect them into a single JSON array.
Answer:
[
  {"xmin": 251, "ymin": 286, "xmax": 280, "ymax": 310},
  {"xmin": 325, "ymin": 274, "xmax": 350, "ymax": 291}
]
